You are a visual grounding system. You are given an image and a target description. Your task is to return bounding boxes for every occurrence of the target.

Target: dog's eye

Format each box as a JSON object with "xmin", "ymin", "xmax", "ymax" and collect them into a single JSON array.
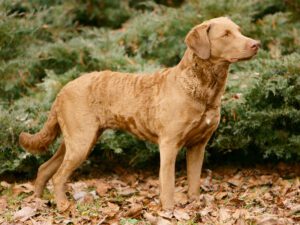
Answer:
[{"xmin": 222, "ymin": 31, "xmax": 230, "ymax": 37}]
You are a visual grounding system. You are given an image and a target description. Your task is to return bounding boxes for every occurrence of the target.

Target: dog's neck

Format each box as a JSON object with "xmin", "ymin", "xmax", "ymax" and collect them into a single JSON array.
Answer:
[{"xmin": 176, "ymin": 49, "xmax": 230, "ymax": 108}]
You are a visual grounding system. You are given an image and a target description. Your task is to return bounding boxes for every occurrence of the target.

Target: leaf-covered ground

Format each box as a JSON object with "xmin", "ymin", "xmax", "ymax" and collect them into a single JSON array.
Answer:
[{"xmin": 0, "ymin": 164, "xmax": 300, "ymax": 225}]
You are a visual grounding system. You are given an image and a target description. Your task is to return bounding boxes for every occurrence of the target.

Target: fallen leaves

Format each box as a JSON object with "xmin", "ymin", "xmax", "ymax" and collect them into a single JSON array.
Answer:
[
  {"xmin": 219, "ymin": 207, "xmax": 230, "ymax": 222},
  {"xmin": 117, "ymin": 186, "xmax": 137, "ymax": 197},
  {"xmin": 0, "ymin": 164, "xmax": 299, "ymax": 224},
  {"xmin": 173, "ymin": 208, "xmax": 190, "ymax": 221},
  {"xmin": 94, "ymin": 179, "xmax": 112, "ymax": 196},
  {"xmin": 215, "ymin": 191, "xmax": 228, "ymax": 200},
  {"xmin": 227, "ymin": 173, "xmax": 243, "ymax": 187},
  {"xmin": 0, "ymin": 181, "xmax": 11, "ymax": 188},
  {"xmin": 13, "ymin": 182, "xmax": 34, "ymax": 195},
  {"xmin": 123, "ymin": 203, "xmax": 143, "ymax": 217},
  {"xmin": 14, "ymin": 206, "xmax": 36, "ymax": 222},
  {"xmin": 100, "ymin": 202, "xmax": 120, "ymax": 218},
  {"xmin": 144, "ymin": 212, "xmax": 172, "ymax": 225},
  {"xmin": 289, "ymin": 204, "xmax": 300, "ymax": 215},
  {"xmin": 0, "ymin": 197, "xmax": 8, "ymax": 214}
]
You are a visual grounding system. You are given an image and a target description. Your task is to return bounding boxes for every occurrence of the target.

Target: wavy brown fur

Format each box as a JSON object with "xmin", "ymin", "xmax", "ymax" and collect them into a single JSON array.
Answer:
[{"xmin": 19, "ymin": 102, "xmax": 60, "ymax": 154}]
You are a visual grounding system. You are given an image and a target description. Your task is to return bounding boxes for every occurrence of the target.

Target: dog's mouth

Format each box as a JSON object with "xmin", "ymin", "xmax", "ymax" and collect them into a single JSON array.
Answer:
[{"xmin": 228, "ymin": 52, "xmax": 257, "ymax": 63}]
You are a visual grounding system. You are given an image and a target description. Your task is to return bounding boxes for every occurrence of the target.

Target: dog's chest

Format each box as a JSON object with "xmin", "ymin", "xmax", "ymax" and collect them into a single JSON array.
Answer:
[{"xmin": 181, "ymin": 107, "xmax": 221, "ymax": 147}]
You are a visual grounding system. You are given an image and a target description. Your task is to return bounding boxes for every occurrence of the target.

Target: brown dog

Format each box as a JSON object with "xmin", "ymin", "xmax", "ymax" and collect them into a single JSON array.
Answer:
[{"xmin": 19, "ymin": 17, "xmax": 260, "ymax": 211}]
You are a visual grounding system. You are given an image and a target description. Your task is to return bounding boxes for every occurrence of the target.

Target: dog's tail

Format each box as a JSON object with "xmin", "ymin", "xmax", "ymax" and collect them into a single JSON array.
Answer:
[{"xmin": 19, "ymin": 100, "xmax": 60, "ymax": 154}]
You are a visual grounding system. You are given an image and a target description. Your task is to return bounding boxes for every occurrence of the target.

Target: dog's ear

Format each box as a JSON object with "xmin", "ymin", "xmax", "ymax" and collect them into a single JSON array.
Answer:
[{"xmin": 185, "ymin": 24, "xmax": 211, "ymax": 60}]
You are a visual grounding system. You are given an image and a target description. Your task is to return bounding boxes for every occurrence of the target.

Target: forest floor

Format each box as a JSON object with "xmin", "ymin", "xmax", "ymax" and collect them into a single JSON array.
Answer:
[{"xmin": 0, "ymin": 163, "xmax": 300, "ymax": 225}]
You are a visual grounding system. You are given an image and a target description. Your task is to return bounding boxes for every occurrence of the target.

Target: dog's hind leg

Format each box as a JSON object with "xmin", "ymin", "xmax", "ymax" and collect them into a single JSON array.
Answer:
[
  {"xmin": 34, "ymin": 141, "xmax": 66, "ymax": 197},
  {"xmin": 52, "ymin": 120, "xmax": 99, "ymax": 211}
]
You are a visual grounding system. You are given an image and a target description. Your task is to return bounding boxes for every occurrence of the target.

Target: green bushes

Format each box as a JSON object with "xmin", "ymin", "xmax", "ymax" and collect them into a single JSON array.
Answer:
[
  {"xmin": 213, "ymin": 53, "xmax": 300, "ymax": 160},
  {"xmin": 0, "ymin": 0, "xmax": 299, "ymax": 175},
  {"xmin": 71, "ymin": 0, "xmax": 132, "ymax": 28}
]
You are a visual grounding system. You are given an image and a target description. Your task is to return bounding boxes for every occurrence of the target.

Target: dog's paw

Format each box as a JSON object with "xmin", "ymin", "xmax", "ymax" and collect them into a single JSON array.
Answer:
[
  {"xmin": 187, "ymin": 193, "xmax": 200, "ymax": 201},
  {"xmin": 34, "ymin": 186, "xmax": 44, "ymax": 198},
  {"xmin": 57, "ymin": 200, "xmax": 71, "ymax": 212},
  {"xmin": 161, "ymin": 201, "xmax": 175, "ymax": 211}
]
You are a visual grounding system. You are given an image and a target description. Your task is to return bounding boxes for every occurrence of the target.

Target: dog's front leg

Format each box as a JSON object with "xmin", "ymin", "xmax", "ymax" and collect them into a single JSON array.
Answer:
[
  {"xmin": 186, "ymin": 142, "xmax": 207, "ymax": 199},
  {"xmin": 159, "ymin": 140, "xmax": 179, "ymax": 210}
]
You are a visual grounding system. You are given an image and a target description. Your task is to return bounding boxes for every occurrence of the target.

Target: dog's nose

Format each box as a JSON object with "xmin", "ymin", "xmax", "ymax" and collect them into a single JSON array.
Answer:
[{"xmin": 250, "ymin": 40, "xmax": 261, "ymax": 51}]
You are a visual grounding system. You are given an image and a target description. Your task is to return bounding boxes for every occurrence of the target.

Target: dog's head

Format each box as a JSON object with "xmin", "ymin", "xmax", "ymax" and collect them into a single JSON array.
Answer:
[{"xmin": 185, "ymin": 17, "xmax": 260, "ymax": 63}]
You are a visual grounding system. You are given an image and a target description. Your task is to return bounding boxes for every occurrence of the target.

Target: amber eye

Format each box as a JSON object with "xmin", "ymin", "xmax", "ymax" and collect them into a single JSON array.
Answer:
[{"xmin": 222, "ymin": 30, "xmax": 230, "ymax": 37}]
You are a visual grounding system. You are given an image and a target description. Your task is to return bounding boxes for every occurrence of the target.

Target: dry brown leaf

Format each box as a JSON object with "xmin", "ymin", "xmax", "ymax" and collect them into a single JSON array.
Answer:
[
  {"xmin": 144, "ymin": 212, "xmax": 172, "ymax": 225},
  {"xmin": 157, "ymin": 217, "xmax": 172, "ymax": 225},
  {"xmin": 201, "ymin": 170, "xmax": 212, "ymax": 191},
  {"xmin": 96, "ymin": 215, "xmax": 108, "ymax": 225},
  {"xmin": 121, "ymin": 173, "xmax": 137, "ymax": 185},
  {"xmin": 30, "ymin": 218, "xmax": 53, "ymax": 225},
  {"xmin": 200, "ymin": 193, "xmax": 215, "ymax": 207},
  {"xmin": 200, "ymin": 206, "xmax": 212, "ymax": 217},
  {"xmin": 147, "ymin": 201, "xmax": 161, "ymax": 211},
  {"xmin": 118, "ymin": 187, "xmax": 136, "ymax": 196},
  {"xmin": 83, "ymin": 193, "xmax": 94, "ymax": 204},
  {"xmin": 158, "ymin": 210, "xmax": 173, "ymax": 219},
  {"xmin": 123, "ymin": 203, "xmax": 143, "ymax": 217},
  {"xmin": 289, "ymin": 204, "xmax": 300, "ymax": 215},
  {"xmin": 100, "ymin": 202, "xmax": 120, "ymax": 218},
  {"xmin": 84, "ymin": 178, "xmax": 97, "ymax": 187},
  {"xmin": 14, "ymin": 206, "xmax": 36, "ymax": 222},
  {"xmin": 219, "ymin": 207, "xmax": 231, "ymax": 222},
  {"xmin": 227, "ymin": 174, "xmax": 243, "ymax": 187},
  {"xmin": 232, "ymin": 209, "xmax": 250, "ymax": 221},
  {"xmin": 255, "ymin": 197, "xmax": 267, "ymax": 207},
  {"xmin": 73, "ymin": 191, "xmax": 87, "ymax": 201},
  {"xmin": 70, "ymin": 181, "xmax": 88, "ymax": 191},
  {"xmin": 0, "ymin": 197, "xmax": 8, "ymax": 214},
  {"xmin": 263, "ymin": 191, "xmax": 273, "ymax": 201},
  {"xmin": 145, "ymin": 178, "xmax": 159, "ymax": 188},
  {"xmin": 22, "ymin": 195, "xmax": 48, "ymax": 211},
  {"xmin": 230, "ymin": 197, "xmax": 245, "ymax": 207},
  {"xmin": 30, "ymin": 197, "xmax": 48, "ymax": 210},
  {"xmin": 256, "ymin": 215, "xmax": 282, "ymax": 225},
  {"xmin": 0, "ymin": 181, "xmax": 11, "ymax": 188},
  {"xmin": 96, "ymin": 180, "xmax": 112, "ymax": 196},
  {"xmin": 126, "ymin": 195, "xmax": 146, "ymax": 207},
  {"xmin": 13, "ymin": 182, "xmax": 34, "ymax": 195},
  {"xmin": 111, "ymin": 179, "xmax": 127, "ymax": 187},
  {"xmin": 174, "ymin": 208, "xmax": 190, "ymax": 221},
  {"xmin": 215, "ymin": 191, "xmax": 228, "ymax": 200},
  {"xmin": 252, "ymin": 175, "xmax": 274, "ymax": 187},
  {"xmin": 277, "ymin": 178, "xmax": 292, "ymax": 195},
  {"xmin": 144, "ymin": 212, "xmax": 158, "ymax": 224},
  {"xmin": 89, "ymin": 190, "xmax": 98, "ymax": 199},
  {"xmin": 293, "ymin": 177, "xmax": 300, "ymax": 189}
]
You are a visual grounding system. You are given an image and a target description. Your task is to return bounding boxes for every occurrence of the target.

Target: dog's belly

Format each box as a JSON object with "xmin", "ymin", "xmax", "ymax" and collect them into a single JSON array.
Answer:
[{"xmin": 103, "ymin": 113, "xmax": 158, "ymax": 144}]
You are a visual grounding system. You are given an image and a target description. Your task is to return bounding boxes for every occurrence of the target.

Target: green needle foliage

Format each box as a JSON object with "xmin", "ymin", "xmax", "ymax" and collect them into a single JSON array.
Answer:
[{"xmin": 0, "ymin": 0, "xmax": 299, "ymax": 175}]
